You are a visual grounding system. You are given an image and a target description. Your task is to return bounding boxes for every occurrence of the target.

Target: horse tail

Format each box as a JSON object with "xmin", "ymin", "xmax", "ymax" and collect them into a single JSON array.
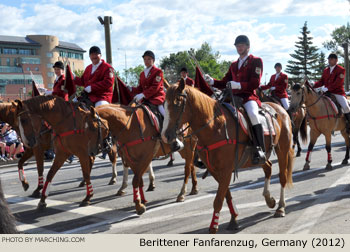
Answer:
[
  {"xmin": 285, "ymin": 147, "xmax": 294, "ymax": 188},
  {"xmin": 299, "ymin": 116, "xmax": 308, "ymax": 144},
  {"xmin": 0, "ymin": 179, "xmax": 18, "ymax": 234}
]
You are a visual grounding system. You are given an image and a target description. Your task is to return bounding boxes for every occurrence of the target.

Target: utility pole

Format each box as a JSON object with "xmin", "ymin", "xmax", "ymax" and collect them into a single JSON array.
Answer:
[
  {"xmin": 342, "ymin": 42, "xmax": 349, "ymax": 92},
  {"xmin": 98, "ymin": 16, "xmax": 113, "ymax": 64}
]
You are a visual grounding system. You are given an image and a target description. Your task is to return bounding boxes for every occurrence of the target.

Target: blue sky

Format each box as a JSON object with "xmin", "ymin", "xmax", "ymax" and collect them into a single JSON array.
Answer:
[{"xmin": 0, "ymin": 0, "xmax": 349, "ymax": 82}]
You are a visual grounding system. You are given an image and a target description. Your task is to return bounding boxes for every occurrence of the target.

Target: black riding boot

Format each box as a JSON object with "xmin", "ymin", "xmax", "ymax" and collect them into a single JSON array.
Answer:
[
  {"xmin": 171, "ymin": 138, "xmax": 184, "ymax": 152},
  {"xmin": 251, "ymin": 124, "xmax": 266, "ymax": 165},
  {"xmin": 344, "ymin": 112, "xmax": 350, "ymax": 134}
]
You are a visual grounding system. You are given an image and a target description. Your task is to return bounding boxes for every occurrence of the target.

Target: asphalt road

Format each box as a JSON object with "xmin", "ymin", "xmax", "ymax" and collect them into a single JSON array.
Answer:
[{"xmin": 0, "ymin": 132, "xmax": 349, "ymax": 234}]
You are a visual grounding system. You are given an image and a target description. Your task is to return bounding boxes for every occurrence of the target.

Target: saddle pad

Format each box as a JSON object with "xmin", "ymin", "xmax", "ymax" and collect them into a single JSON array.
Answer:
[
  {"xmin": 141, "ymin": 105, "xmax": 161, "ymax": 133},
  {"xmin": 238, "ymin": 111, "xmax": 276, "ymax": 136},
  {"xmin": 221, "ymin": 103, "xmax": 249, "ymax": 135},
  {"xmin": 323, "ymin": 96, "xmax": 339, "ymax": 115}
]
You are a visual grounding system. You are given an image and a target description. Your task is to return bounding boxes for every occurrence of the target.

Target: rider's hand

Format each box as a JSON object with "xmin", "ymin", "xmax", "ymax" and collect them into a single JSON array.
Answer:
[
  {"xmin": 226, "ymin": 81, "xmax": 241, "ymax": 90},
  {"xmin": 127, "ymin": 86, "xmax": 133, "ymax": 92},
  {"xmin": 321, "ymin": 86, "xmax": 328, "ymax": 92},
  {"xmin": 204, "ymin": 74, "xmax": 214, "ymax": 85},
  {"xmin": 84, "ymin": 86, "xmax": 92, "ymax": 93},
  {"xmin": 135, "ymin": 93, "xmax": 145, "ymax": 102},
  {"xmin": 270, "ymin": 86, "xmax": 276, "ymax": 91},
  {"xmin": 45, "ymin": 90, "xmax": 53, "ymax": 96}
]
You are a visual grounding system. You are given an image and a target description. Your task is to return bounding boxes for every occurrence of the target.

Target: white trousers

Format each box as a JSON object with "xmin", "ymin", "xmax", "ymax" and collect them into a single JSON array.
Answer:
[
  {"xmin": 158, "ymin": 104, "xmax": 165, "ymax": 117},
  {"xmin": 95, "ymin": 100, "xmax": 109, "ymax": 107},
  {"xmin": 243, "ymin": 100, "xmax": 260, "ymax": 125},
  {"xmin": 334, "ymin": 94, "xmax": 350, "ymax": 113},
  {"xmin": 280, "ymin": 98, "xmax": 290, "ymax": 110}
]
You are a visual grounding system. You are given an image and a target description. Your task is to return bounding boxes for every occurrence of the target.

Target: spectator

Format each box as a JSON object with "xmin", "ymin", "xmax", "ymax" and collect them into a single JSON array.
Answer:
[{"xmin": 1, "ymin": 124, "xmax": 23, "ymax": 160}]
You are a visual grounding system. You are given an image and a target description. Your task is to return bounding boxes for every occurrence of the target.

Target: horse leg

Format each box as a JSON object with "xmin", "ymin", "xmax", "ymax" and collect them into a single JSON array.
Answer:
[
  {"xmin": 296, "ymin": 138, "xmax": 302, "ymax": 157},
  {"xmin": 79, "ymin": 156, "xmax": 94, "ymax": 206},
  {"xmin": 325, "ymin": 134, "xmax": 333, "ymax": 170},
  {"xmin": 146, "ymin": 163, "xmax": 155, "ymax": 191},
  {"xmin": 304, "ymin": 131, "xmax": 320, "ymax": 171},
  {"xmin": 341, "ymin": 129, "xmax": 350, "ymax": 165},
  {"xmin": 37, "ymin": 152, "xmax": 68, "ymax": 210},
  {"xmin": 225, "ymin": 189, "xmax": 239, "ymax": 230},
  {"xmin": 262, "ymin": 160, "xmax": 276, "ymax": 208},
  {"xmin": 17, "ymin": 147, "xmax": 33, "ymax": 192},
  {"xmin": 132, "ymin": 173, "xmax": 146, "ymax": 215},
  {"xmin": 209, "ymin": 173, "xmax": 231, "ymax": 234},
  {"xmin": 31, "ymin": 147, "xmax": 45, "ymax": 198},
  {"xmin": 108, "ymin": 145, "xmax": 118, "ymax": 185},
  {"xmin": 116, "ymin": 164, "xmax": 129, "ymax": 196},
  {"xmin": 139, "ymin": 177, "xmax": 147, "ymax": 204}
]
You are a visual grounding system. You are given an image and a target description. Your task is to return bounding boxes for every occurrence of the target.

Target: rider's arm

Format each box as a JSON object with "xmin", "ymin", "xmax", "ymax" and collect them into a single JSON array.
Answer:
[{"xmin": 260, "ymin": 75, "xmax": 273, "ymax": 90}]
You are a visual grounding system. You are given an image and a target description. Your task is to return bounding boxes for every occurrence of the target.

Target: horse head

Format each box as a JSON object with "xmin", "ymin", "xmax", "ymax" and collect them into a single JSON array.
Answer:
[
  {"xmin": 289, "ymin": 82, "xmax": 304, "ymax": 113},
  {"xmin": 14, "ymin": 99, "xmax": 40, "ymax": 148},
  {"xmin": 161, "ymin": 78, "xmax": 189, "ymax": 144},
  {"xmin": 82, "ymin": 106, "xmax": 110, "ymax": 157}
]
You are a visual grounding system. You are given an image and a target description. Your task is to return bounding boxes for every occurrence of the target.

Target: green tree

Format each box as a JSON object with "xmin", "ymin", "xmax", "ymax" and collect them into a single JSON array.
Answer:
[
  {"xmin": 119, "ymin": 65, "xmax": 144, "ymax": 87},
  {"xmin": 313, "ymin": 51, "xmax": 327, "ymax": 81},
  {"xmin": 285, "ymin": 22, "xmax": 320, "ymax": 82},
  {"xmin": 323, "ymin": 23, "xmax": 350, "ymax": 60}
]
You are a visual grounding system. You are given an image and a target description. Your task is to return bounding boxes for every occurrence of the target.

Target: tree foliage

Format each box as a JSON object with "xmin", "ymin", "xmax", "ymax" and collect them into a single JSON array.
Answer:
[{"xmin": 323, "ymin": 23, "xmax": 350, "ymax": 60}]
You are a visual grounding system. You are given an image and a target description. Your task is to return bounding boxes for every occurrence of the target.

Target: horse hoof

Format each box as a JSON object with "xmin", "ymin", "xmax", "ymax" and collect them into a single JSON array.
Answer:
[
  {"xmin": 22, "ymin": 182, "xmax": 29, "ymax": 192},
  {"xmin": 136, "ymin": 205, "xmax": 146, "ymax": 215},
  {"xmin": 146, "ymin": 184, "xmax": 155, "ymax": 192},
  {"xmin": 176, "ymin": 195, "xmax": 185, "ymax": 202},
  {"xmin": 78, "ymin": 181, "xmax": 85, "ymax": 188},
  {"xmin": 116, "ymin": 190, "xmax": 125, "ymax": 196},
  {"xmin": 266, "ymin": 197, "xmax": 276, "ymax": 209},
  {"xmin": 303, "ymin": 163, "xmax": 310, "ymax": 171},
  {"xmin": 226, "ymin": 217, "xmax": 239, "ymax": 230},
  {"xmin": 37, "ymin": 202, "xmax": 47, "ymax": 211},
  {"xmin": 209, "ymin": 228, "xmax": 217, "ymax": 234},
  {"xmin": 325, "ymin": 164, "xmax": 333, "ymax": 171},
  {"xmin": 189, "ymin": 189, "xmax": 199, "ymax": 195},
  {"xmin": 30, "ymin": 190, "xmax": 41, "ymax": 198},
  {"xmin": 341, "ymin": 159, "xmax": 348, "ymax": 165},
  {"xmin": 274, "ymin": 208, "xmax": 285, "ymax": 217},
  {"xmin": 108, "ymin": 179, "xmax": 117, "ymax": 185},
  {"xmin": 79, "ymin": 200, "xmax": 91, "ymax": 207}
]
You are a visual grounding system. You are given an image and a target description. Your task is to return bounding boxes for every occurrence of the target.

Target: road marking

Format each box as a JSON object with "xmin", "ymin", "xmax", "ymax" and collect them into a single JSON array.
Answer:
[{"xmin": 287, "ymin": 167, "xmax": 350, "ymax": 234}]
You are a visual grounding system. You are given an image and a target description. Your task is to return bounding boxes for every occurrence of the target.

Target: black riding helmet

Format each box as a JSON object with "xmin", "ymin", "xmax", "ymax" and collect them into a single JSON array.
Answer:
[{"xmin": 234, "ymin": 35, "xmax": 250, "ymax": 46}]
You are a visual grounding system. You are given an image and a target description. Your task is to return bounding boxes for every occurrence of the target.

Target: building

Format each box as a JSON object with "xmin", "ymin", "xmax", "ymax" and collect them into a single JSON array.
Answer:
[{"xmin": 0, "ymin": 35, "xmax": 85, "ymax": 101}]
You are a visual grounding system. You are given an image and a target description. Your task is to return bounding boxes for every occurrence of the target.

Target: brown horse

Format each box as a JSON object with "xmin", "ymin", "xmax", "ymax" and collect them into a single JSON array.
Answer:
[
  {"xmin": 162, "ymin": 80, "xmax": 294, "ymax": 233},
  {"xmin": 0, "ymin": 102, "xmax": 118, "ymax": 199},
  {"xmin": 14, "ymin": 95, "xmax": 109, "ymax": 209},
  {"xmin": 289, "ymin": 82, "xmax": 350, "ymax": 170},
  {"xmin": 0, "ymin": 179, "xmax": 18, "ymax": 234},
  {"xmin": 94, "ymin": 103, "xmax": 198, "ymax": 215}
]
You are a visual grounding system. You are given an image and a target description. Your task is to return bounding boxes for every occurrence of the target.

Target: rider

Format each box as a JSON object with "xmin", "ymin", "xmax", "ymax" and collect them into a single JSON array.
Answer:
[
  {"xmin": 131, "ymin": 50, "xmax": 184, "ymax": 152},
  {"xmin": 45, "ymin": 61, "xmax": 68, "ymax": 101},
  {"xmin": 260, "ymin": 63, "xmax": 289, "ymax": 110},
  {"xmin": 74, "ymin": 46, "xmax": 115, "ymax": 107},
  {"xmin": 204, "ymin": 35, "xmax": 266, "ymax": 165},
  {"xmin": 313, "ymin": 53, "xmax": 350, "ymax": 132},
  {"xmin": 180, "ymin": 67, "xmax": 195, "ymax": 87}
]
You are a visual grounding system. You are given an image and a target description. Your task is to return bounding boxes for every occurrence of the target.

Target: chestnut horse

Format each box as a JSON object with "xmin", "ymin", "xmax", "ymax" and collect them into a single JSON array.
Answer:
[
  {"xmin": 289, "ymin": 82, "xmax": 350, "ymax": 170},
  {"xmin": 94, "ymin": 103, "xmax": 198, "ymax": 215},
  {"xmin": 14, "ymin": 95, "xmax": 109, "ymax": 209},
  {"xmin": 0, "ymin": 102, "xmax": 118, "ymax": 199},
  {"xmin": 0, "ymin": 179, "xmax": 18, "ymax": 234},
  {"xmin": 162, "ymin": 80, "xmax": 294, "ymax": 234}
]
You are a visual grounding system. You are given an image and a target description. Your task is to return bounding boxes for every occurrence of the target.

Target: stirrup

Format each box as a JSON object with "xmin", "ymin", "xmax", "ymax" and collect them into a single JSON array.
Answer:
[
  {"xmin": 252, "ymin": 147, "xmax": 266, "ymax": 165},
  {"xmin": 171, "ymin": 139, "xmax": 184, "ymax": 152}
]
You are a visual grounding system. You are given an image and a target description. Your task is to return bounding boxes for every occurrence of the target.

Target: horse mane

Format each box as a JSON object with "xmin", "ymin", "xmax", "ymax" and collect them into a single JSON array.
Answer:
[
  {"xmin": 0, "ymin": 180, "xmax": 18, "ymax": 234},
  {"xmin": 23, "ymin": 95, "xmax": 69, "ymax": 115}
]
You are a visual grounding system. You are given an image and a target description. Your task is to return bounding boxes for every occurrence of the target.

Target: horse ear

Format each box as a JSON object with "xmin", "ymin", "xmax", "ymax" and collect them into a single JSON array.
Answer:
[
  {"xmin": 90, "ymin": 106, "xmax": 97, "ymax": 118},
  {"xmin": 14, "ymin": 99, "xmax": 23, "ymax": 110},
  {"xmin": 178, "ymin": 78, "xmax": 185, "ymax": 92}
]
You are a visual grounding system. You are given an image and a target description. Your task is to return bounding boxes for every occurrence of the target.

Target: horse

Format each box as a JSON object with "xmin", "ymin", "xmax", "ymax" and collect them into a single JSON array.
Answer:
[
  {"xmin": 256, "ymin": 87, "xmax": 307, "ymax": 157},
  {"xmin": 14, "ymin": 95, "xmax": 110, "ymax": 209},
  {"xmin": 93, "ymin": 103, "xmax": 199, "ymax": 215},
  {"xmin": 289, "ymin": 81, "xmax": 350, "ymax": 170},
  {"xmin": 0, "ymin": 179, "xmax": 18, "ymax": 234},
  {"xmin": 0, "ymin": 101, "xmax": 119, "ymax": 198},
  {"xmin": 162, "ymin": 79, "xmax": 294, "ymax": 234}
]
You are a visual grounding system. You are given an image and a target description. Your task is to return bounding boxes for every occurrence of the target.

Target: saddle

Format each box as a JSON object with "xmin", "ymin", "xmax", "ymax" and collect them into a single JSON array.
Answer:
[
  {"xmin": 324, "ymin": 92, "xmax": 341, "ymax": 116},
  {"xmin": 139, "ymin": 101, "xmax": 163, "ymax": 134}
]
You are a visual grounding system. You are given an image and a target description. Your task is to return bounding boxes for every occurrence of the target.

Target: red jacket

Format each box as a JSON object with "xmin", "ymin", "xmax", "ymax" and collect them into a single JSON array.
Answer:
[
  {"xmin": 74, "ymin": 60, "xmax": 115, "ymax": 103},
  {"xmin": 132, "ymin": 66, "xmax": 165, "ymax": 105},
  {"xmin": 260, "ymin": 72, "xmax": 288, "ymax": 99},
  {"xmin": 52, "ymin": 75, "xmax": 68, "ymax": 101},
  {"xmin": 183, "ymin": 77, "xmax": 195, "ymax": 87},
  {"xmin": 314, "ymin": 64, "xmax": 346, "ymax": 96},
  {"xmin": 213, "ymin": 54, "xmax": 263, "ymax": 106}
]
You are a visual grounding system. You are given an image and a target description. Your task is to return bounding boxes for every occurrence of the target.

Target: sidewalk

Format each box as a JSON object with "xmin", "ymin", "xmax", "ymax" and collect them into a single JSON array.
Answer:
[{"xmin": 0, "ymin": 157, "xmax": 36, "ymax": 169}]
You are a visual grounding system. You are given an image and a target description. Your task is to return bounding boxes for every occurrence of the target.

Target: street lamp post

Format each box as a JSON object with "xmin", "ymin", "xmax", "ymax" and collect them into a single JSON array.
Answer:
[
  {"xmin": 342, "ymin": 42, "xmax": 349, "ymax": 92},
  {"xmin": 16, "ymin": 59, "xmax": 26, "ymax": 100},
  {"xmin": 98, "ymin": 16, "xmax": 113, "ymax": 64}
]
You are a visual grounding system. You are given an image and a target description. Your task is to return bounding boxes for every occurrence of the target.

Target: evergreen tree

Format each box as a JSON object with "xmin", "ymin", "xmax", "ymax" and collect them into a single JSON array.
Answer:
[
  {"xmin": 285, "ymin": 22, "xmax": 320, "ymax": 82},
  {"xmin": 314, "ymin": 51, "xmax": 327, "ymax": 81}
]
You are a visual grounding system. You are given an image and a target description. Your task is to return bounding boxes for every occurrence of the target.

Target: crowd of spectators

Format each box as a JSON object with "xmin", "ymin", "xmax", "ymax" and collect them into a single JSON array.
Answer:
[{"xmin": 0, "ymin": 122, "xmax": 24, "ymax": 162}]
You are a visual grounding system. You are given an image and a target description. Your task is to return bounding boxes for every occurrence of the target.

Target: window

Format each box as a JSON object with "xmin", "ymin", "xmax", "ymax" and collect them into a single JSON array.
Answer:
[
  {"xmin": 3, "ymin": 48, "xmax": 18, "ymax": 55},
  {"xmin": 0, "ymin": 66, "xmax": 23, "ymax": 73},
  {"xmin": 6, "ymin": 58, "xmax": 10, "ymax": 66},
  {"xmin": 19, "ymin": 49, "xmax": 32, "ymax": 55},
  {"xmin": 26, "ymin": 67, "xmax": 30, "ymax": 71},
  {"xmin": 48, "ymin": 83, "xmax": 54, "ymax": 89},
  {"xmin": 47, "ymin": 72, "xmax": 54, "ymax": 77},
  {"xmin": 46, "ymin": 52, "xmax": 53, "ymax": 58},
  {"xmin": 21, "ymin": 57, "xmax": 40, "ymax": 64},
  {"xmin": 47, "ymin": 63, "xmax": 53, "ymax": 68},
  {"xmin": 35, "ymin": 67, "xmax": 39, "ymax": 71}
]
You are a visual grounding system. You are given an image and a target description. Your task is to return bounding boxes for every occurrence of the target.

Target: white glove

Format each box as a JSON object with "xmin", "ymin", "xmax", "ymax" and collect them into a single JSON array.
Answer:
[
  {"xmin": 321, "ymin": 86, "xmax": 328, "ymax": 92},
  {"xmin": 204, "ymin": 74, "xmax": 214, "ymax": 85},
  {"xmin": 227, "ymin": 81, "xmax": 241, "ymax": 90},
  {"xmin": 84, "ymin": 86, "xmax": 92, "ymax": 93},
  {"xmin": 127, "ymin": 86, "xmax": 133, "ymax": 92},
  {"xmin": 270, "ymin": 86, "xmax": 276, "ymax": 91},
  {"xmin": 72, "ymin": 97, "xmax": 78, "ymax": 102},
  {"xmin": 134, "ymin": 93, "xmax": 145, "ymax": 102},
  {"xmin": 45, "ymin": 90, "xmax": 53, "ymax": 96}
]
